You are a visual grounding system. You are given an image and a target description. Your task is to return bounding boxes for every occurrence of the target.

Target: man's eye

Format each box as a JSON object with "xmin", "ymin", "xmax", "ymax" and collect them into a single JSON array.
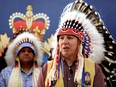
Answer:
[
  {"xmin": 68, "ymin": 36, "xmax": 73, "ymax": 39},
  {"xmin": 59, "ymin": 37, "xmax": 64, "ymax": 39},
  {"xmin": 28, "ymin": 50, "xmax": 33, "ymax": 52}
]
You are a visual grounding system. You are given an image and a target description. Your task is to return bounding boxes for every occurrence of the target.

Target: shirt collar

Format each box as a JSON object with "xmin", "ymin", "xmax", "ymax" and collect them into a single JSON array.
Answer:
[{"xmin": 61, "ymin": 57, "xmax": 78, "ymax": 66}]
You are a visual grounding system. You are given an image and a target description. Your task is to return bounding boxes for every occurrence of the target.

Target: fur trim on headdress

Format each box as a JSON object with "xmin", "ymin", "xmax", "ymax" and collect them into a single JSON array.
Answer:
[
  {"xmin": 5, "ymin": 32, "xmax": 43, "ymax": 66},
  {"xmin": 8, "ymin": 57, "xmax": 40, "ymax": 87}
]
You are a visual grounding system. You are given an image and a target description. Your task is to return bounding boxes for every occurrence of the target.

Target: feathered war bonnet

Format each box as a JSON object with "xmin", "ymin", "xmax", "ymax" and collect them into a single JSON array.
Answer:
[
  {"xmin": 61, "ymin": 0, "xmax": 116, "ymax": 86},
  {"xmin": 56, "ymin": 0, "xmax": 107, "ymax": 63},
  {"xmin": 47, "ymin": 0, "xmax": 116, "ymax": 86},
  {"xmin": 5, "ymin": 32, "xmax": 43, "ymax": 67}
]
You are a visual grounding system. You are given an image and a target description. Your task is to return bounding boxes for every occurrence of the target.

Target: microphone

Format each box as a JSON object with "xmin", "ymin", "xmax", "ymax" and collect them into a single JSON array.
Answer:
[{"xmin": 70, "ymin": 68, "xmax": 73, "ymax": 75}]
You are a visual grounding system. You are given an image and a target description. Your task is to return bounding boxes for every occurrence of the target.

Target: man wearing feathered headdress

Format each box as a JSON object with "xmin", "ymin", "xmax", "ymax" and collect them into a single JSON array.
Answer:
[
  {"xmin": 0, "ymin": 32, "xmax": 43, "ymax": 87},
  {"xmin": 37, "ymin": 0, "xmax": 106, "ymax": 87}
]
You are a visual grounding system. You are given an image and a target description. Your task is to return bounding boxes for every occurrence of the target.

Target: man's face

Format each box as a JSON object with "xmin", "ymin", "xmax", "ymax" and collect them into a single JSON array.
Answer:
[
  {"xmin": 59, "ymin": 34, "xmax": 80, "ymax": 59},
  {"xmin": 18, "ymin": 47, "xmax": 35, "ymax": 63}
]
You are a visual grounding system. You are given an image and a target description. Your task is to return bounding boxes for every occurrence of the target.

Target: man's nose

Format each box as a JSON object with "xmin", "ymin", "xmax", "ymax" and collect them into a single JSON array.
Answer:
[
  {"xmin": 24, "ymin": 51, "xmax": 29, "ymax": 54},
  {"xmin": 63, "ymin": 37, "xmax": 68, "ymax": 43}
]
